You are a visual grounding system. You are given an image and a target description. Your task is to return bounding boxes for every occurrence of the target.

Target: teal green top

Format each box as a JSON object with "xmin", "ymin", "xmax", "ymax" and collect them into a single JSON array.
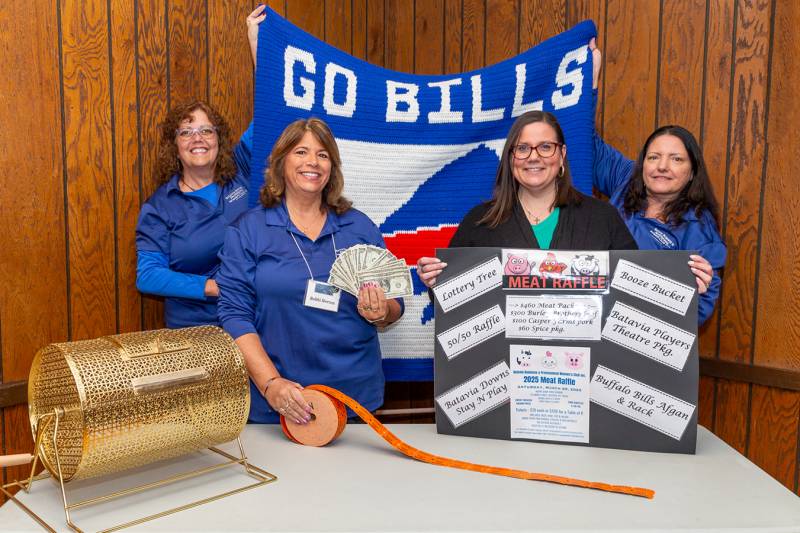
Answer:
[{"xmin": 531, "ymin": 207, "xmax": 560, "ymax": 249}]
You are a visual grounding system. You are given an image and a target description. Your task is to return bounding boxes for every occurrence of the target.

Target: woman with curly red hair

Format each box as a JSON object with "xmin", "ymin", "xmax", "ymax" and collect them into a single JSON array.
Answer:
[
  {"xmin": 134, "ymin": 6, "xmax": 265, "ymax": 328},
  {"xmin": 135, "ymin": 100, "xmax": 253, "ymax": 327}
]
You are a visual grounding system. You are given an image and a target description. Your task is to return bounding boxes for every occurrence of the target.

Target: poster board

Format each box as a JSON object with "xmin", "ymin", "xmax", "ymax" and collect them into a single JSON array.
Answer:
[{"xmin": 433, "ymin": 248, "xmax": 699, "ymax": 454}]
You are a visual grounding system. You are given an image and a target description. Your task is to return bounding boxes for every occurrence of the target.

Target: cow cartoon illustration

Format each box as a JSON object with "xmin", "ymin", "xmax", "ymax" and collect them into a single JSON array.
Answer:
[
  {"xmin": 570, "ymin": 254, "xmax": 600, "ymax": 276},
  {"xmin": 516, "ymin": 349, "xmax": 533, "ymax": 367}
]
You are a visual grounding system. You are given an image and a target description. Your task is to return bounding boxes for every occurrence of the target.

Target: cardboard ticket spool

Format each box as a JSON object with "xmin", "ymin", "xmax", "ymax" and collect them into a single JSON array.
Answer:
[
  {"xmin": 281, "ymin": 388, "xmax": 347, "ymax": 446},
  {"xmin": 0, "ymin": 326, "xmax": 277, "ymax": 533}
]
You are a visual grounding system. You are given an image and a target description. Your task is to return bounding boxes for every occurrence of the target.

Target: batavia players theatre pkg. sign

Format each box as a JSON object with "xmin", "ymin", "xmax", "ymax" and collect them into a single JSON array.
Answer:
[
  {"xmin": 432, "ymin": 248, "xmax": 699, "ymax": 454},
  {"xmin": 251, "ymin": 9, "xmax": 598, "ymax": 381}
]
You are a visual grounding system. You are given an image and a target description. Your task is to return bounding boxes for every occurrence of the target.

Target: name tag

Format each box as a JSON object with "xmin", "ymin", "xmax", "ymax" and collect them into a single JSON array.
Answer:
[{"xmin": 304, "ymin": 280, "xmax": 341, "ymax": 312}]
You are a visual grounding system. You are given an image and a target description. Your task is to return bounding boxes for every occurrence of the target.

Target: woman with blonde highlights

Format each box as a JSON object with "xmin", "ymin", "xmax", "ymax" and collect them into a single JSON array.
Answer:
[
  {"xmin": 217, "ymin": 118, "xmax": 404, "ymax": 424},
  {"xmin": 259, "ymin": 118, "xmax": 351, "ymax": 214}
]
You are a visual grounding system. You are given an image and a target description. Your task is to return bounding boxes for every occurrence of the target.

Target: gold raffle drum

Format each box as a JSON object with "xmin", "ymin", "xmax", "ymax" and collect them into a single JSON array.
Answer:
[
  {"xmin": 2, "ymin": 326, "xmax": 276, "ymax": 533},
  {"xmin": 27, "ymin": 325, "xmax": 250, "ymax": 481}
]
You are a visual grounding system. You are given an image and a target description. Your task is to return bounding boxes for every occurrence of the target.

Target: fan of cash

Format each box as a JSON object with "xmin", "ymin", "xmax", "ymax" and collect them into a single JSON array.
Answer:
[{"xmin": 328, "ymin": 244, "xmax": 413, "ymax": 298}]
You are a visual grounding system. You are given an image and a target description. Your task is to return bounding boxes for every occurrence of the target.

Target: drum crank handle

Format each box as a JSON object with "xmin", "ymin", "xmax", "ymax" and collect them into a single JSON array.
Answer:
[{"xmin": 0, "ymin": 453, "xmax": 34, "ymax": 468}]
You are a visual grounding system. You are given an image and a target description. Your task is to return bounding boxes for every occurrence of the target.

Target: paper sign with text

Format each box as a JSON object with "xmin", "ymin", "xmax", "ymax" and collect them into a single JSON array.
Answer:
[
  {"xmin": 590, "ymin": 365, "xmax": 695, "ymax": 440},
  {"xmin": 510, "ymin": 345, "xmax": 590, "ymax": 442},
  {"xmin": 437, "ymin": 305, "xmax": 506, "ymax": 360},
  {"xmin": 436, "ymin": 361, "xmax": 511, "ymax": 428},
  {"xmin": 505, "ymin": 295, "xmax": 602, "ymax": 340},
  {"xmin": 611, "ymin": 259, "xmax": 695, "ymax": 315},
  {"xmin": 502, "ymin": 249, "xmax": 609, "ymax": 290},
  {"xmin": 602, "ymin": 301, "xmax": 695, "ymax": 371},
  {"xmin": 433, "ymin": 257, "xmax": 503, "ymax": 313}
]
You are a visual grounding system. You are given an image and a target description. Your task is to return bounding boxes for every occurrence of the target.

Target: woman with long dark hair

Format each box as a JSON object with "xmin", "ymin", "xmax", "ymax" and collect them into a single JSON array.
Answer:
[
  {"xmin": 416, "ymin": 110, "xmax": 637, "ymax": 287},
  {"xmin": 590, "ymin": 39, "xmax": 725, "ymax": 325}
]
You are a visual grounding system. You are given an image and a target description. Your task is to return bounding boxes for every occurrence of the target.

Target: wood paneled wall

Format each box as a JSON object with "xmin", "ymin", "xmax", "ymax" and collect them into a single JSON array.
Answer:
[{"xmin": 1, "ymin": 0, "xmax": 798, "ymax": 500}]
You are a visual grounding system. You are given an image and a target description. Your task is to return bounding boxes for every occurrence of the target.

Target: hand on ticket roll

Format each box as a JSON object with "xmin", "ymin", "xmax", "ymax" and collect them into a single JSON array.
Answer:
[
  {"xmin": 357, "ymin": 283, "xmax": 389, "ymax": 323},
  {"xmin": 265, "ymin": 378, "xmax": 312, "ymax": 425},
  {"xmin": 416, "ymin": 257, "xmax": 448, "ymax": 288},
  {"xmin": 688, "ymin": 254, "xmax": 713, "ymax": 295}
]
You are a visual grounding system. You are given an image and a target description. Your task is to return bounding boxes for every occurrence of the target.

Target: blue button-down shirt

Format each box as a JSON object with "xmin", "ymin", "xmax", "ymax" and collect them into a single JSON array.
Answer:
[{"xmin": 217, "ymin": 202, "xmax": 404, "ymax": 423}]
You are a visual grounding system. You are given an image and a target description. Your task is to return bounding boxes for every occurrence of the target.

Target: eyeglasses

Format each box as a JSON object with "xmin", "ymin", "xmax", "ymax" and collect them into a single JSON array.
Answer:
[
  {"xmin": 511, "ymin": 142, "xmax": 562, "ymax": 159},
  {"xmin": 175, "ymin": 126, "xmax": 217, "ymax": 140}
]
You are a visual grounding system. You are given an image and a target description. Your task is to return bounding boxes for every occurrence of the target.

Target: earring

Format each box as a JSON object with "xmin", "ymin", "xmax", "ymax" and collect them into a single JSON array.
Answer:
[{"xmin": 558, "ymin": 165, "xmax": 565, "ymax": 178}]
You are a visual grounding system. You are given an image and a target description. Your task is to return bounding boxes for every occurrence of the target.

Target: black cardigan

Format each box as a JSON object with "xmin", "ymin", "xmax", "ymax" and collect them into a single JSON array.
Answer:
[{"xmin": 449, "ymin": 193, "xmax": 638, "ymax": 250}]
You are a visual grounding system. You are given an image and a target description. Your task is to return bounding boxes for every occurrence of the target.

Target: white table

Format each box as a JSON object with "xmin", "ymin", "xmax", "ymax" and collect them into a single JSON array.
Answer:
[{"xmin": 1, "ymin": 424, "xmax": 799, "ymax": 532}]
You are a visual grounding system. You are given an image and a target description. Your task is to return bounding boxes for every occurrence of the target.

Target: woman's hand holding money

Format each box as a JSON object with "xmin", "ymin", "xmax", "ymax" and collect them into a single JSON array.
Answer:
[
  {"xmin": 416, "ymin": 257, "xmax": 448, "ymax": 288},
  {"xmin": 358, "ymin": 283, "xmax": 389, "ymax": 324}
]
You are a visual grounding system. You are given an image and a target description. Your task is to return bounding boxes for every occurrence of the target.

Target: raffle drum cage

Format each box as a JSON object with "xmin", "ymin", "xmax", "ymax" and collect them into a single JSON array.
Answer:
[{"xmin": 0, "ymin": 326, "xmax": 277, "ymax": 532}]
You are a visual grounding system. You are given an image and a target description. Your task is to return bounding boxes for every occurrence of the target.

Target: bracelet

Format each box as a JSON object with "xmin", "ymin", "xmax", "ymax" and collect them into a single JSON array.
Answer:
[
  {"xmin": 261, "ymin": 376, "xmax": 280, "ymax": 398},
  {"xmin": 367, "ymin": 309, "xmax": 390, "ymax": 325}
]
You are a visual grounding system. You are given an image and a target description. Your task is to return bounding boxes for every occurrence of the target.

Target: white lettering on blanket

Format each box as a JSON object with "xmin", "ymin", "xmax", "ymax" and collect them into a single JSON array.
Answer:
[{"xmin": 283, "ymin": 45, "xmax": 588, "ymax": 122}]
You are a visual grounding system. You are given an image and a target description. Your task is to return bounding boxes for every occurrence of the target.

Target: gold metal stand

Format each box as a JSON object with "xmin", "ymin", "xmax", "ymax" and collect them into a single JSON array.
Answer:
[{"xmin": 2, "ymin": 410, "xmax": 277, "ymax": 533}]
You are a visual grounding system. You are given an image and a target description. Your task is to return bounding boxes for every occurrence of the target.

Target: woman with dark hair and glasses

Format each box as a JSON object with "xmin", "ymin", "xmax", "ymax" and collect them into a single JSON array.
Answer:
[
  {"xmin": 589, "ymin": 39, "xmax": 725, "ymax": 325},
  {"xmin": 417, "ymin": 110, "xmax": 637, "ymax": 288},
  {"xmin": 135, "ymin": 6, "xmax": 265, "ymax": 328}
]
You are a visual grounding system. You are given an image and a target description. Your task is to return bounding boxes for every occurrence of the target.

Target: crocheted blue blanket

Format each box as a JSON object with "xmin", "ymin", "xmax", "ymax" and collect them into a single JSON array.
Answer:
[{"xmin": 252, "ymin": 9, "xmax": 597, "ymax": 381}]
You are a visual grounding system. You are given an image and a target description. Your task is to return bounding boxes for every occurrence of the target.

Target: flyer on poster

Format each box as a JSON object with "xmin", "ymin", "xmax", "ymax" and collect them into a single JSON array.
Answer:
[
  {"xmin": 509, "ymin": 345, "xmax": 590, "ymax": 442},
  {"xmin": 505, "ymin": 294, "xmax": 602, "ymax": 340}
]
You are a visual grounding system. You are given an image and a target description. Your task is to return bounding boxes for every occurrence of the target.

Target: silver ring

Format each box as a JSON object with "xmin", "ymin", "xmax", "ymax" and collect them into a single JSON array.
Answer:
[{"xmin": 279, "ymin": 407, "xmax": 286, "ymax": 414}]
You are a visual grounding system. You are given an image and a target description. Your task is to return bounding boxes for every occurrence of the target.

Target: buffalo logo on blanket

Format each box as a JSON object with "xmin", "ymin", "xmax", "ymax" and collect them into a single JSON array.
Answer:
[{"xmin": 501, "ymin": 249, "xmax": 609, "ymax": 290}]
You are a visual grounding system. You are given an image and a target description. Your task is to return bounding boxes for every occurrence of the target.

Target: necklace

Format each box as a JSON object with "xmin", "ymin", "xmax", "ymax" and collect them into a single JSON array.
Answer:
[
  {"xmin": 180, "ymin": 179, "xmax": 202, "ymax": 192},
  {"xmin": 288, "ymin": 205, "xmax": 326, "ymax": 236},
  {"xmin": 519, "ymin": 200, "xmax": 551, "ymax": 225}
]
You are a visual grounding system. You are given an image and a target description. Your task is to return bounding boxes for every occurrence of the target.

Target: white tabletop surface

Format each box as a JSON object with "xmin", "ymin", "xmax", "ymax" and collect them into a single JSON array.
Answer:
[{"xmin": 1, "ymin": 424, "xmax": 799, "ymax": 532}]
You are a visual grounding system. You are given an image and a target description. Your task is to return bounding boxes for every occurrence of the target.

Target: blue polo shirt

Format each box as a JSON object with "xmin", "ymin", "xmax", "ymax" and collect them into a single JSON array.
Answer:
[
  {"xmin": 593, "ymin": 133, "xmax": 727, "ymax": 325},
  {"xmin": 135, "ymin": 125, "xmax": 252, "ymax": 328},
  {"xmin": 217, "ymin": 202, "xmax": 405, "ymax": 423}
]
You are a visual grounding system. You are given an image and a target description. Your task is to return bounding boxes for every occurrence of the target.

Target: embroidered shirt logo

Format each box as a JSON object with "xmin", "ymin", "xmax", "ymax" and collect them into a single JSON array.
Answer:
[
  {"xmin": 225, "ymin": 186, "xmax": 246, "ymax": 203},
  {"xmin": 649, "ymin": 226, "xmax": 677, "ymax": 249}
]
